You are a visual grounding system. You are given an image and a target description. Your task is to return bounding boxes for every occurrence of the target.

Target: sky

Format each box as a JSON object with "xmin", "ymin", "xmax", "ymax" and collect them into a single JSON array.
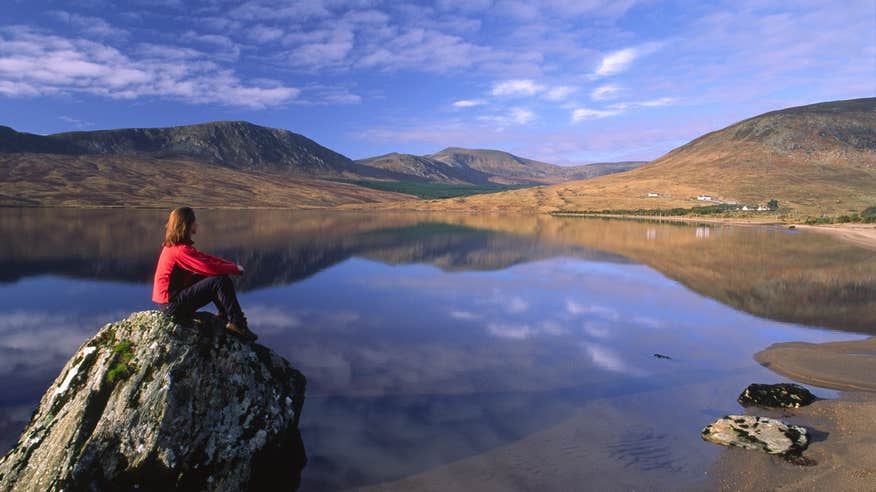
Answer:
[{"xmin": 0, "ymin": 0, "xmax": 873, "ymax": 164}]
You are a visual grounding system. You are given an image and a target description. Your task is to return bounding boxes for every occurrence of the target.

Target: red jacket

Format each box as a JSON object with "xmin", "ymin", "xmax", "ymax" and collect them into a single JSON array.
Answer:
[{"xmin": 152, "ymin": 244, "xmax": 241, "ymax": 303}]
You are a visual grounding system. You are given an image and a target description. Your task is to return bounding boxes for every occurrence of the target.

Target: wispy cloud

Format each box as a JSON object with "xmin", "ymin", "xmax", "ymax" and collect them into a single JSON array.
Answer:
[
  {"xmin": 0, "ymin": 27, "xmax": 299, "ymax": 108},
  {"xmin": 491, "ymin": 79, "xmax": 544, "ymax": 97},
  {"xmin": 452, "ymin": 99, "xmax": 486, "ymax": 108},
  {"xmin": 609, "ymin": 97, "xmax": 674, "ymax": 110},
  {"xmin": 478, "ymin": 107, "xmax": 536, "ymax": 126},
  {"xmin": 591, "ymin": 84, "xmax": 621, "ymax": 100},
  {"xmin": 49, "ymin": 10, "xmax": 128, "ymax": 39},
  {"xmin": 449, "ymin": 310, "xmax": 481, "ymax": 320},
  {"xmin": 571, "ymin": 107, "xmax": 620, "ymax": 121},
  {"xmin": 593, "ymin": 42, "xmax": 661, "ymax": 77},
  {"xmin": 544, "ymin": 85, "xmax": 577, "ymax": 101},
  {"xmin": 59, "ymin": 115, "xmax": 93, "ymax": 128}
]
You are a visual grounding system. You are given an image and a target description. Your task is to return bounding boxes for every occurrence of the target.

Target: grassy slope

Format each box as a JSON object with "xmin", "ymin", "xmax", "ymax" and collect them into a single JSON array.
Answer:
[
  {"xmin": 332, "ymin": 179, "xmax": 532, "ymax": 199},
  {"xmin": 0, "ymin": 154, "xmax": 410, "ymax": 208},
  {"xmin": 366, "ymin": 99, "xmax": 876, "ymax": 216}
]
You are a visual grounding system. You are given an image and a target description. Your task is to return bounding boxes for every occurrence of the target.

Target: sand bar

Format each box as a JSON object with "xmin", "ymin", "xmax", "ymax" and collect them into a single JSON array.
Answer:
[
  {"xmin": 706, "ymin": 337, "xmax": 876, "ymax": 490},
  {"xmin": 755, "ymin": 337, "xmax": 876, "ymax": 392}
]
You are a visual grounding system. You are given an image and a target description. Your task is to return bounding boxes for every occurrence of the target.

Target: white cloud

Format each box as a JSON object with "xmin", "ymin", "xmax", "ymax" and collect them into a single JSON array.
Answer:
[
  {"xmin": 449, "ymin": 310, "xmax": 481, "ymax": 320},
  {"xmin": 609, "ymin": 97, "xmax": 675, "ymax": 110},
  {"xmin": 0, "ymin": 28, "xmax": 299, "ymax": 108},
  {"xmin": 248, "ymin": 24, "xmax": 284, "ymax": 43},
  {"xmin": 591, "ymin": 84, "xmax": 621, "ymax": 100},
  {"xmin": 356, "ymin": 27, "xmax": 499, "ymax": 73},
  {"xmin": 593, "ymin": 42, "xmax": 661, "ymax": 77},
  {"xmin": 491, "ymin": 79, "xmax": 544, "ymax": 96},
  {"xmin": 544, "ymin": 85, "xmax": 576, "ymax": 101},
  {"xmin": 59, "ymin": 115, "xmax": 93, "ymax": 128},
  {"xmin": 571, "ymin": 107, "xmax": 620, "ymax": 121},
  {"xmin": 288, "ymin": 27, "xmax": 354, "ymax": 68},
  {"xmin": 486, "ymin": 322, "xmax": 535, "ymax": 340},
  {"xmin": 452, "ymin": 99, "xmax": 486, "ymax": 108},
  {"xmin": 49, "ymin": 11, "xmax": 128, "ymax": 39},
  {"xmin": 478, "ymin": 107, "xmax": 536, "ymax": 126}
]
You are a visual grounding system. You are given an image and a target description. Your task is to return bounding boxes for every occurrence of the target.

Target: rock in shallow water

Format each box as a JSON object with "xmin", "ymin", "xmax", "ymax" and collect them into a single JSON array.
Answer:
[
  {"xmin": 701, "ymin": 415, "xmax": 808, "ymax": 455},
  {"xmin": 0, "ymin": 311, "xmax": 306, "ymax": 492},
  {"xmin": 737, "ymin": 383, "xmax": 817, "ymax": 408}
]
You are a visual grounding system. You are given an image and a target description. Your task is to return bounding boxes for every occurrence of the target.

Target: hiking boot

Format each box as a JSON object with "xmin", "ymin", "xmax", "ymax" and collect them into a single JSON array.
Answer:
[{"xmin": 226, "ymin": 319, "xmax": 258, "ymax": 342}]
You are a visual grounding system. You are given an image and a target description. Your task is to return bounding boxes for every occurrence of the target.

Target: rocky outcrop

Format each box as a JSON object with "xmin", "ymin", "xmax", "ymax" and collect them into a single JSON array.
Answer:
[
  {"xmin": 701, "ymin": 415, "xmax": 808, "ymax": 456},
  {"xmin": 0, "ymin": 311, "xmax": 306, "ymax": 491},
  {"xmin": 737, "ymin": 383, "xmax": 818, "ymax": 408}
]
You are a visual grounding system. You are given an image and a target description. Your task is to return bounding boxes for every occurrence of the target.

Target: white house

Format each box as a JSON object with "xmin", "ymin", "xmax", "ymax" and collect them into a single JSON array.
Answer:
[
  {"xmin": 647, "ymin": 192, "xmax": 660, "ymax": 197},
  {"xmin": 696, "ymin": 195, "xmax": 713, "ymax": 201}
]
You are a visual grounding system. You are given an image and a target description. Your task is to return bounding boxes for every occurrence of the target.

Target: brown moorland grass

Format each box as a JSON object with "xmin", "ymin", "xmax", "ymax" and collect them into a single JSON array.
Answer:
[
  {"xmin": 355, "ymin": 99, "xmax": 876, "ymax": 217},
  {"xmin": 0, "ymin": 153, "xmax": 411, "ymax": 208}
]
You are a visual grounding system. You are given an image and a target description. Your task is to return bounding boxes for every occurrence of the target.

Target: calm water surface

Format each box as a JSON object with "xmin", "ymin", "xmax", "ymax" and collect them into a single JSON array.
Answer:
[{"xmin": 1, "ymin": 209, "xmax": 873, "ymax": 490}]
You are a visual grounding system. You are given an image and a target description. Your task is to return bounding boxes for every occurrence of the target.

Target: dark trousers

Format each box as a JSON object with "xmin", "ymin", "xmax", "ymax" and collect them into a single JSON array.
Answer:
[{"xmin": 163, "ymin": 275, "xmax": 244, "ymax": 325}]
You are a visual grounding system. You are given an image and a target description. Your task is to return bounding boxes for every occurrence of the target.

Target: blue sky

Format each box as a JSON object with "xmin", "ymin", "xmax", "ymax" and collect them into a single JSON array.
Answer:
[{"xmin": 0, "ymin": 0, "xmax": 873, "ymax": 164}]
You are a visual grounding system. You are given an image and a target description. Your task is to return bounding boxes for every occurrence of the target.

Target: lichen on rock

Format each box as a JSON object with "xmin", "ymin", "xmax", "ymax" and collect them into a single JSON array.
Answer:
[
  {"xmin": 701, "ymin": 415, "xmax": 808, "ymax": 457},
  {"xmin": 737, "ymin": 383, "xmax": 817, "ymax": 408},
  {"xmin": 0, "ymin": 311, "xmax": 306, "ymax": 491}
]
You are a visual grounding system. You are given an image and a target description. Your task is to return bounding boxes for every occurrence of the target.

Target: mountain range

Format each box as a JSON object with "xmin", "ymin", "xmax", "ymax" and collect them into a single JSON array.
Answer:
[
  {"xmin": 1, "ymin": 97, "xmax": 873, "ymax": 213},
  {"xmin": 356, "ymin": 149, "xmax": 642, "ymax": 185},
  {"xmin": 0, "ymin": 122, "xmax": 640, "ymax": 207},
  {"xmin": 371, "ymin": 97, "xmax": 876, "ymax": 216}
]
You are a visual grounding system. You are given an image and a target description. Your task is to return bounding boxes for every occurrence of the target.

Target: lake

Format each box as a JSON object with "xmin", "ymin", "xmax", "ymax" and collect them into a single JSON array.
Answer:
[{"xmin": 1, "ymin": 209, "xmax": 873, "ymax": 490}]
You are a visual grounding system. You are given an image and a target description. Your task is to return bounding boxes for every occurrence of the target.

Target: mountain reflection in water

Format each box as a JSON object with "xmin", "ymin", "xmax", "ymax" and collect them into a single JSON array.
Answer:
[
  {"xmin": 0, "ymin": 209, "xmax": 873, "ymax": 490},
  {"xmin": 1, "ymin": 208, "xmax": 872, "ymax": 333}
]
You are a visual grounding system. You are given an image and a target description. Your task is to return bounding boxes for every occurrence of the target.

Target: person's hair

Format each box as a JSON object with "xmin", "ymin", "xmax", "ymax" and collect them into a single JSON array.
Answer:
[{"xmin": 163, "ymin": 207, "xmax": 196, "ymax": 246}]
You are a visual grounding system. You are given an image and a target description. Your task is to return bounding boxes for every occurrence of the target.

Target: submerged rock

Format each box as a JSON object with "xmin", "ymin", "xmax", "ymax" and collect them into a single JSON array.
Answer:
[
  {"xmin": 701, "ymin": 415, "xmax": 808, "ymax": 456},
  {"xmin": 0, "ymin": 311, "xmax": 306, "ymax": 491},
  {"xmin": 737, "ymin": 383, "xmax": 817, "ymax": 408}
]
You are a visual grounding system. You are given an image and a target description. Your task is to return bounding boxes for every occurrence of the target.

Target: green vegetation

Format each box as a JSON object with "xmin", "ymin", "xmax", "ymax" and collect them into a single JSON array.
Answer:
[
  {"xmin": 107, "ymin": 340, "xmax": 136, "ymax": 383},
  {"xmin": 553, "ymin": 203, "xmax": 743, "ymax": 217},
  {"xmin": 334, "ymin": 179, "xmax": 534, "ymax": 199},
  {"xmin": 768, "ymin": 199, "xmax": 779, "ymax": 210},
  {"xmin": 804, "ymin": 206, "xmax": 876, "ymax": 224}
]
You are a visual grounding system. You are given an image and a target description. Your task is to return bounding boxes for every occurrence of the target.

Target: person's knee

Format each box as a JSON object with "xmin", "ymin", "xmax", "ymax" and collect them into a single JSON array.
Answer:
[{"xmin": 208, "ymin": 275, "xmax": 232, "ymax": 290}]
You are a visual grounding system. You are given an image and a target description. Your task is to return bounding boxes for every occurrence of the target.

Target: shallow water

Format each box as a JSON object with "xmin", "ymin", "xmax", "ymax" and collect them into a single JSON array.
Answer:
[{"xmin": 0, "ymin": 209, "xmax": 873, "ymax": 490}]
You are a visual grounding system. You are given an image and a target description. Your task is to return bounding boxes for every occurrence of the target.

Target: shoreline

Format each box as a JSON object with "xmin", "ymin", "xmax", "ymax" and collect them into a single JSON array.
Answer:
[
  {"xmin": 554, "ymin": 213, "xmax": 876, "ymax": 250},
  {"xmin": 707, "ymin": 337, "xmax": 876, "ymax": 490}
]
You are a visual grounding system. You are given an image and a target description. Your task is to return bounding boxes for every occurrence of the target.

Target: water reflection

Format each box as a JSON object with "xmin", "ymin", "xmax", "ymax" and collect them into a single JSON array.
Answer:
[
  {"xmin": 0, "ymin": 209, "xmax": 873, "ymax": 490},
  {"xmin": 1, "ymin": 209, "xmax": 872, "ymax": 333}
]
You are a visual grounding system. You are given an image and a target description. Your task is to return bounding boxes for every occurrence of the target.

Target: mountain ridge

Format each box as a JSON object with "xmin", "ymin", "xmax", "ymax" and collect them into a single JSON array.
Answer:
[
  {"xmin": 364, "ymin": 97, "xmax": 876, "ymax": 215},
  {"xmin": 356, "ymin": 147, "xmax": 644, "ymax": 185}
]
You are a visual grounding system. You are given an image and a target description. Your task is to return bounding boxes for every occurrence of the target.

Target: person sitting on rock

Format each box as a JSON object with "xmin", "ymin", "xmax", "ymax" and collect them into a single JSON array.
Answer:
[{"xmin": 152, "ymin": 206, "xmax": 257, "ymax": 342}]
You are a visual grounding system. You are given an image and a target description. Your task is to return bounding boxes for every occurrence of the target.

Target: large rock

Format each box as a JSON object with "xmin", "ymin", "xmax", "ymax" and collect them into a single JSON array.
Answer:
[
  {"xmin": 701, "ymin": 415, "xmax": 808, "ymax": 455},
  {"xmin": 737, "ymin": 383, "xmax": 817, "ymax": 408},
  {"xmin": 0, "ymin": 311, "xmax": 306, "ymax": 491}
]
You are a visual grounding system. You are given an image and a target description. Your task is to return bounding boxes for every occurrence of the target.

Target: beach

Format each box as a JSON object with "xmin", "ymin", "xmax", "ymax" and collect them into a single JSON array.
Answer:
[{"xmin": 706, "ymin": 337, "xmax": 876, "ymax": 490}]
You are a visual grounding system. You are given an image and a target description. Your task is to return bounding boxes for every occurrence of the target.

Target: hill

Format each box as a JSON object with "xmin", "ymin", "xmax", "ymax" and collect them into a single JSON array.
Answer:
[
  {"xmin": 0, "ymin": 121, "xmax": 640, "ymax": 207},
  {"xmin": 355, "ymin": 152, "xmax": 493, "ymax": 184},
  {"xmin": 0, "ymin": 153, "xmax": 410, "ymax": 208},
  {"xmin": 0, "ymin": 122, "xmax": 414, "ymax": 208},
  {"xmin": 356, "ymin": 148, "xmax": 644, "ymax": 186},
  {"xmin": 20, "ymin": 121, "xmax": 403, "ymax": 179},
  {"xmin": 370, "ymin": 98, "xmax": 876, "ymax": 216}
]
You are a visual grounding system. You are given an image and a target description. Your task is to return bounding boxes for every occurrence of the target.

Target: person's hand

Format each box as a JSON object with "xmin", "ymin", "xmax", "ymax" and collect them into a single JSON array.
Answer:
[{"xmin": 237, "ymin": 263, "xmax": 245, "ymax": 274}]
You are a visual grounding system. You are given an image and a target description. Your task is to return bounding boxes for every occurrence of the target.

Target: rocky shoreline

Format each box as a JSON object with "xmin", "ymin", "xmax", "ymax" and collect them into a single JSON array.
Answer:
[{"xmin": 702, "ymin": 339, "xmax": 876, "ymax": 490}]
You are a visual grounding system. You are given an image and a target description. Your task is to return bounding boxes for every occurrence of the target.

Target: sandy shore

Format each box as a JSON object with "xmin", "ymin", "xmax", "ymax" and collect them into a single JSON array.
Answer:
[
  {"xmin": 794, "ymin": 223, "xmax": 876, "ymax": 251},
  {"xmin": 755, "ymin": 338, "xmax": 876, "ymax": 392},
  {"xmin": 706, "ymin": 337, "xmax": 876, "ymax": 490},
  {"xmin": 556, "ymin": 213, "xmax": 876, "ymax": 250}
]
